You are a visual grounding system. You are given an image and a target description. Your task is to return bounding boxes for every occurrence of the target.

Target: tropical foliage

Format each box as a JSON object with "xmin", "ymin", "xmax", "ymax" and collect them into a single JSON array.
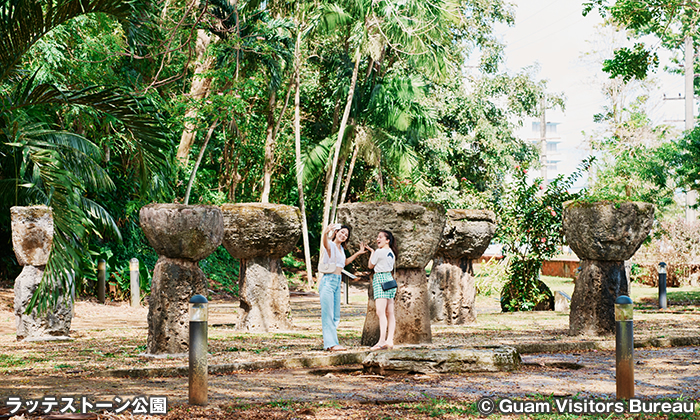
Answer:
[
  {"xmin": 0, "ymin": 0, "xmax": 592, "ymax": 313},
  {"xmin": 0, "ymin": 0, "xmax": 170, "ymax": 313},
  {"xmin": 497, "ymin": 159, "xmax": 591, "ymax": 312}
]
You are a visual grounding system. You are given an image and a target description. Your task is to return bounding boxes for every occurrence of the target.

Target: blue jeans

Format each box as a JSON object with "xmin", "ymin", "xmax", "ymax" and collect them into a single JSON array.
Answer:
[{"xmin": 319, "ymin": 273, "xmax": 341, "ymax": 349}]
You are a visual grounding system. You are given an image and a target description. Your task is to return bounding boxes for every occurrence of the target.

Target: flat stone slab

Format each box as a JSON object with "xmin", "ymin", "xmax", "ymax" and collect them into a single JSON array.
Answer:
[
  {"xmin": 362, "ymin": 346, "xmax": 520, "ymax": 375},
  {"xmin": 96, "ymin": 337, "xmax": 700, "ymax": 379},
  {"xmin": 221, "ymin": 203, "xmax": 301, "ymax": 259},
  {"xmin": 139, "ymin": 203, "xmax": 223, "ymax": 261},
  {"xmin": 563, "ymin": 201, "xmax": 654, "ymax": 261}
]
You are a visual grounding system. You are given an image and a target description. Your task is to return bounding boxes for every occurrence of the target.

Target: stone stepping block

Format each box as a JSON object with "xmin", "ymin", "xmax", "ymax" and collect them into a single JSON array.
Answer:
[{"xmin": 363, "ymin": 345, "xmax": 520, "ymax": 375}]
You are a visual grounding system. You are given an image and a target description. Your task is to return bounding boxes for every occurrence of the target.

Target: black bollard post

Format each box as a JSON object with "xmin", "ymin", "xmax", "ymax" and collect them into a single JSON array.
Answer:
[
  {"xmin": 658, "ymin": 262, "xmax": 667, "ymax": 309},
  {"xmin": 189, "ymin": 294, "xmax": 208, "ymax": 406},
  {"xmin": 615, "ymin": 295, "xmax": 634, "ymax": 400},
  {"xmin": 97, "ymin": 259, "xmax": 106, "ymax": 304}
]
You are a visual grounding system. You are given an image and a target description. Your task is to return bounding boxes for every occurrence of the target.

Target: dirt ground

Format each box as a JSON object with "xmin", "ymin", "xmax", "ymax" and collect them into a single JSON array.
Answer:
[{"xmin": 1, "ymin": 279, "xmax": 699, "ymax": 419}]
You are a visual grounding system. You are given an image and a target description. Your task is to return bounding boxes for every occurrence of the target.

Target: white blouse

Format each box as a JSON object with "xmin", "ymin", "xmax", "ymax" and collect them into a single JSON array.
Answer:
[
  {"xmin": 322, "ymin": 243, "xmax": 346, "ymax": 269},
  {"xmin": 370, "ymin": 248, "xmax": 395, "ymax": 273}
]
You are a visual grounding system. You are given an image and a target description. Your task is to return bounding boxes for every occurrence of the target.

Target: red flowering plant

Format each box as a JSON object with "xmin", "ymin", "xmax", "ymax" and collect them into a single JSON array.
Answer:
[{"xmin": 497, "ymin": 158, "xmax": 593, "ymax": 311}]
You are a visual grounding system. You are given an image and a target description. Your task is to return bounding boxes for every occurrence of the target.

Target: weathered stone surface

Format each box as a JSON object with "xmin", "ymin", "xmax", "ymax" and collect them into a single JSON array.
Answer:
[
  {"xmin": 363, "ymin": 346, "xmax": 521, "ymax": 375},
  {"xmin": 337, "ymin": 202, "xmax": 446, "ymax": 269},
  {"xmin": 11, "ymin": 205, "xmax": 54, "ymax": 266},
  {"xmin": 563, "ymin": 201, "xmax": 654, "ymax": 261},
  {"xmin": 428, "ymin": 257, "xmax": 476, "ymax": 324},
  {"xmin": 361, "ymin": 279, "xmax": 380, "ymax": 346},
  {"xmin": 237, "ymin": 256, "xmax": 293, "ymax": 332},
  {"xmin": 147, "ymin": 256, "xmax": 207, "ymax": 355},
  {"xmin": 221, "ymin": 203, "xmax": 302, "ymax": 259},
  {"xmin": 555, "ymin": 291, "xmax": 571, "ymax": 312},
  {"xmin": 569, "ymin": 260, "xmax": 628, "ymax": 336},
  {"xmin": 436, "ymin": 209, "xmax": 496, "ymax": 260},
  {"xmin": 361, "ymin": 268, "xmax": 432, "ymax": 345},
  {"xmin": 14, "ymin": 266, "xmax": 72, "ymax": 341},
  {"xmin": 394, "ymin": 268, "xmax": 432, "ymax": 344},
  {"xmin": 140, "ymin": 204, "xmax": 223, "ymax": 261},
  {"xmin": 427, "ymin": 210, "xmax": 494, "ymax": 325}
]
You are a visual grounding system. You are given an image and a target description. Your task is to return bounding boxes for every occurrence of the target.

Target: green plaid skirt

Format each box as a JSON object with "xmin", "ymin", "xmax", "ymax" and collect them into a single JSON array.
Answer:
[{"xmin": 372, "ymin": 271, "xmax": 397, "ymax": 300}]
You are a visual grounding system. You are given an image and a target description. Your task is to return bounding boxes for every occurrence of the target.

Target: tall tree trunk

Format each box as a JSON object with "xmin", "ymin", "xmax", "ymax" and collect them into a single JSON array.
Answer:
[
  {"xmin": 261, "ymin": 77, "xmax": 294, "ymax": 203},
  {"xmin": 377, "ymin": 154, "xmax": 384, "ymax": 195},
  {"xmin": 261, "ymin": 90, "xmax": 278, "ymax": 203},
  {"xmin": 184, "ymin": 119, "xmax": 219, "ymax": 205},
  {"xmin": 321, "ymin": 49, "xmax": 361, "ymax": 232},
  {"xmin": 177, "ymin": 29, "xmax": 215, "ymax": 164},
  {"xmin": 227, "ymin": 114, "xmax": 245, "ymax": 201},
  {"xmin": 294, "ymin": 31, "xmax": 313, "ymax": 290},
  {"xmin": 340, "ymin": 140, "xmax": 359, "ymax": 204},
  {"xmin": 330, "ymin": 127, "xmax": 354, "ymax": 223}
]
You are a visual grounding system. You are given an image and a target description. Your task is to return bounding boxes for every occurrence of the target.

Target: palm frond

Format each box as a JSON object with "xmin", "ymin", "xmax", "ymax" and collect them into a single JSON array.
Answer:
[
  {"xmin": 309, "ymin": 3, "xmax": 353, "ymax": 34},
  {"xmin": 375, "ymin": 130, "xmax": 420, "ymax": 179},
  {"xmin": 80, "ymin": 196, "xmax": 120, "ymax": 240},
  {"xmin": 20, "ymin": 145, "xmax": 92, "ymax": 315},
  {"xmin": 301, "ymin": 134, "xmax": 335, "ymax": 184},
  {"xmin": 0, "ymin": 0, "xmax": 133, "ymax": 82},
  {"xmin": 4, "ymin": 78, "xmax": 170, "ymax": 190}
]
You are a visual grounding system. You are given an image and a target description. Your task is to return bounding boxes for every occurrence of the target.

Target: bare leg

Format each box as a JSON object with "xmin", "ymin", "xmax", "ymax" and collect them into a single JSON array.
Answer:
[
  {"xmin": 386, "ymin": 298, "xmax": 395, "ymax": 347},
  {"xmin": 373, "ymin": 298, "xmax": 388, "ymax": 348}
]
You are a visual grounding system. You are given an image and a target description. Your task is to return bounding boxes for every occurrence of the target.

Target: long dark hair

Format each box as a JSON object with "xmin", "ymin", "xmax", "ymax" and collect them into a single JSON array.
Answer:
[
  {"xmin": 379, "ymin": 230, "xmax": 398, "ymax": 258},
  {"xmin": 332, "ymin": 224, "xmax": 352, "ymax": 247}
]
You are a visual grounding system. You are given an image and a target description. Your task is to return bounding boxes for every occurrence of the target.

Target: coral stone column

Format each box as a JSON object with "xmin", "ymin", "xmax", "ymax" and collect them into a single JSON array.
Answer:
[
  {"xmin": 563, "ymin": 201, "xmax": 654, "ymax": 335},
  {"xmin": 140, "ymin": 204, "xmax": 223, "ymax": 355},
  {"xmin": 11, "ymin": 205, "xmax": 72, "ymax": 341},
  {"xmin": 429, "ymin": 209, "xmax": 496, "ymax": 324},
  {"xmin": 337, "ymin": 202, "xmax": 446, "ymax": 345},
  {"xmin": 221, "ymin": 203, "xmax": 301, "ymax": 332}
]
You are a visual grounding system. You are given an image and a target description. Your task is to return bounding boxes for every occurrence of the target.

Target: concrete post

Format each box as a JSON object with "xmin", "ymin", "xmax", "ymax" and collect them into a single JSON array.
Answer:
[{"xmin": 130, "ymin": 258, "xmax": 140, "ymax": 308}]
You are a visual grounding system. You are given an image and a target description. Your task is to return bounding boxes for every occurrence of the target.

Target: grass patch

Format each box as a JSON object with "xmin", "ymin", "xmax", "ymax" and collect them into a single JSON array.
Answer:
[
  {"xmin": 54, "ymin": 363, "xmax": 75, "ymax": 369},
  {"xmin": 268, "ymin": 399, "xmax": 295, "ymax": 408},
  {"xmin": 271, "ymin": 332, "xmax": 317, "ymax": 340},
  {"xmin": 667, "ymin": 290, "xmax": 700, "ymax": 306},
  {"xmin": 400, "ymin": 397, "xmax": 477, "ymax": 418},
  {"xmin": 0, "ymin": 354, "xmax": 31, "ymax": 368}
]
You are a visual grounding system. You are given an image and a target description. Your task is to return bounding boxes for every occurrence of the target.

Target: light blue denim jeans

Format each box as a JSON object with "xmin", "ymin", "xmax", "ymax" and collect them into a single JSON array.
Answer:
[{"xmin": 319, "ymin": 273, "xmax": 342, "ymax": 349}]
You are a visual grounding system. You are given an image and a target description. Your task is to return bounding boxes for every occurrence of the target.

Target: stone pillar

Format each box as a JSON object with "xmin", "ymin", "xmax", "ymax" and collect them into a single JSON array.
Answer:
[
  {"xmin": 221, "ymin": 203, "xmax": 301, "ymax": 332},
  {"xmin": 428, "ymin": 209, "xmax": 496, "ymax": 324},
  {"xmin": 563, "ymin": 201, "xmax": 653, "ymax": 335},
  {"xmin": 11, "ymin": 205, "xmax": 72, "ymax": 341},
  {"xmin": 140, "ymin": 204, "xmax": 223, "ymax": 355},
  {"xmin": 337, "ymin": 202, "xmax": 446, "ymax": 345}
]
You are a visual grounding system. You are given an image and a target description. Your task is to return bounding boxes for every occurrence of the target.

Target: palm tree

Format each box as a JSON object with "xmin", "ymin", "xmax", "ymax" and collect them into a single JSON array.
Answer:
[
  {"xmin": 301, "ymin": 72, "xmax": 434, "ymax": 218},
  {"xmin": 0, "ymin": 0, "xmax": 169, "ymax": 314},
  {"xmin": 319, "ymin": 0, "xmax": 459, "ymax": 231}
]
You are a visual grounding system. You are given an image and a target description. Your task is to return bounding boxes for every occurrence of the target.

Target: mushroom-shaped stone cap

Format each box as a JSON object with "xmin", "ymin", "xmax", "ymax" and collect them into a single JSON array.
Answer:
[
  {"xmin": 11, "ymin": 205, "xmax": 54, "ymax": 266},
  {"xmin": 563, "ymin": 200, "xmax": 654, "ymax": 261},
  {"xmin": 337, "ymin": 202, "xmax": 446, "ymax": 269},
  {"xmin": 221, "ymin": 203, "xmax": 302, "ymax": 259},
  {"xmin": 437, "ymin": 209, "xmax": 496, "ymax": 260},
  {"xmin": 140, "ymin": 203, "xmax": 223, "ymax": 261}
]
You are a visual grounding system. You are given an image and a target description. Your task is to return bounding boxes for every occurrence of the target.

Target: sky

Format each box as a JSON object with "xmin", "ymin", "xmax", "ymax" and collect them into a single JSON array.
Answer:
[{"xmin": 491, "ymin": 0, "xmax": 689, "ymax": 189}]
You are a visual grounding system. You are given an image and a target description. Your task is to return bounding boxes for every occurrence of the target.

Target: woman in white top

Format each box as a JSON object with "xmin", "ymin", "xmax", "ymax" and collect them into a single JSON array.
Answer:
[
  {"xmin": 318, "ymin": 223, "xmax": 366, "ymax": 351},
  {"xmin": 366, "ymin": 230, "xmax": 398, "ymax": 351}
]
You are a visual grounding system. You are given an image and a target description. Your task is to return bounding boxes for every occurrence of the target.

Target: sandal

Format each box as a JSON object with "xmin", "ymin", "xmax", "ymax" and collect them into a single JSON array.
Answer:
[{"xmin": 370, "ymin": 343, "xmax": 385, "ymax": 351}]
